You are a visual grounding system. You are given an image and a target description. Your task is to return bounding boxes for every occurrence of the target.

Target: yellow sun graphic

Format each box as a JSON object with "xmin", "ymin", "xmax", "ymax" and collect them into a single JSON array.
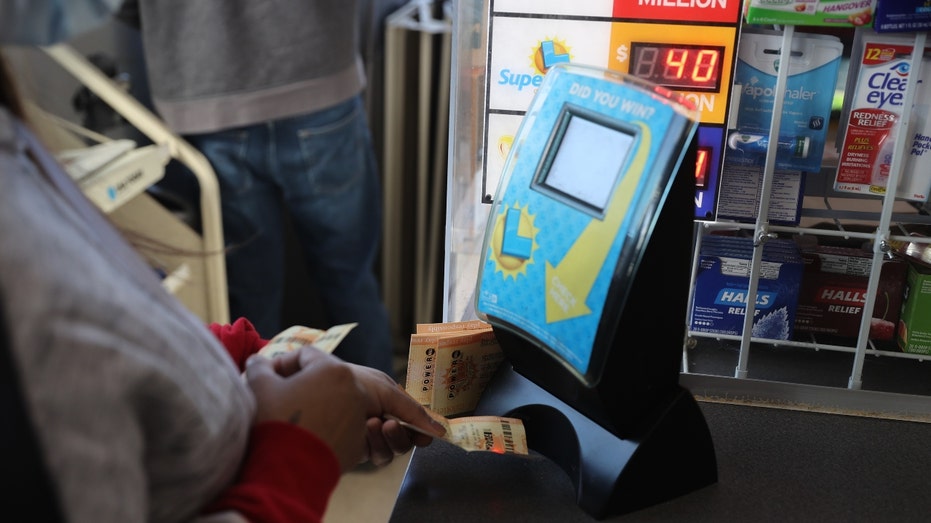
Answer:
[
  {"xmin": 497, "ymin": 134, "xmax": 514, "ymax": 160},
  {"xmin": 489, "ymin": 202, "xmax": 539, "ymax": 280},
  {"xmin": 529, "ymin": 37, "xmax": 572, "ymax": 75}
]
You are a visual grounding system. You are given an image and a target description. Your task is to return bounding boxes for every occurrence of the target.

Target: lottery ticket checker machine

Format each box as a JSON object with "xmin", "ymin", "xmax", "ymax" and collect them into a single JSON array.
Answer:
[{"xmin": 470, "ymin": 63, "xmax": 717, "ymax": 519}]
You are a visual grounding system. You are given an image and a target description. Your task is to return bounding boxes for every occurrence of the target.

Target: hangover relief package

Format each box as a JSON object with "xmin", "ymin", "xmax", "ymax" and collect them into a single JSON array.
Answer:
[
  {"xmin": 744, "ymin": 0, "xmax": 877, "ymax": 27},
  {"xmin": 834, "ymin": 29, "xmax": 931, "ymax": 201}
]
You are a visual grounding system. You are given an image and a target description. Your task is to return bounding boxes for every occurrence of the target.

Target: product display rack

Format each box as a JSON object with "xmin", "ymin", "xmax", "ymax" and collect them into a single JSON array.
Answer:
[
  {"xmin": 685, "ymin": 27, "xmax": 931, "ymax": 395},
  {"xmin": 35, "ymin": 43, "xmax": 229, "ymax": 325}
]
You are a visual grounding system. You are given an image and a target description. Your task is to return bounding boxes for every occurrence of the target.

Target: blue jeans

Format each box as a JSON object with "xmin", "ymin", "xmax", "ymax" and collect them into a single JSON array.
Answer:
[{"xmin": 185, "ymin": 95, "xmax": 394, "ymax": 375}]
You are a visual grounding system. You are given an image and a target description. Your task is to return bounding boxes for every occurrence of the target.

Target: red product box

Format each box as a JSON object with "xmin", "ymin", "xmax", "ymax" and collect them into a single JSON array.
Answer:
[{"xmin": 793, "ymin": 246, "xmax": 907, "ymax": 340}]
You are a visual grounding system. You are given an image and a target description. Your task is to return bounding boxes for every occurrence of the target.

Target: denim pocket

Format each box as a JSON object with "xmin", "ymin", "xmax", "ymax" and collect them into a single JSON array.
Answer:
[
  {"xmin": 187, "ymin": 129, "xmax": 253, "ymax": 195},
  {"xmin": 291, "ymin": 98, "xmax": 373, "ymax": 197}
]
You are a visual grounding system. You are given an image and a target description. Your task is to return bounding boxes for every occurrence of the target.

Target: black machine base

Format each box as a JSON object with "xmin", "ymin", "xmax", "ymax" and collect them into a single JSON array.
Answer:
[{"xmin": 473, "ymin": 364, "xmax": 718, "ymax": 519}]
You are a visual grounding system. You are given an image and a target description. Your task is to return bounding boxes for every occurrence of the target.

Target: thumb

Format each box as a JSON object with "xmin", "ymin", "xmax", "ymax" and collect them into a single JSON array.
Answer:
[
  {"xmin": 244, "ymin": 354, "xmax": 276, "ymax": 384},
  {"xmin": 383, "ymin": 391, "xmax": 448, "ymax": 438}
]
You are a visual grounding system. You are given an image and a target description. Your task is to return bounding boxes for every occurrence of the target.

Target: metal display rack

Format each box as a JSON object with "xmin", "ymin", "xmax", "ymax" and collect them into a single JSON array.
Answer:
[{"xmin": 685, "ymin": 27, "xmax": 931, "ymax": 393}]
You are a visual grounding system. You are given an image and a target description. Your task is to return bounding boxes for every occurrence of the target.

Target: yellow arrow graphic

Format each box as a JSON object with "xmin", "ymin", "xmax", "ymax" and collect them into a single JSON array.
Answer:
[{"xmin": 545, "ymin": 121, "xmax": 651, "ymax": 323}]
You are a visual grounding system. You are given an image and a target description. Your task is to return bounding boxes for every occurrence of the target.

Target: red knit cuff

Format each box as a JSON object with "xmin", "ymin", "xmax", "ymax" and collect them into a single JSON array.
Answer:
[
  {"xmin": 204, "ymin": 421, "xmax": 340, "ymax": 523},
  {"xmin": 208, "ymin": 317, "xmax": 270, "ymax": 371},
  {"xmin": 243, "ymin": 421, "xmax": 340, "ymax": 504}
]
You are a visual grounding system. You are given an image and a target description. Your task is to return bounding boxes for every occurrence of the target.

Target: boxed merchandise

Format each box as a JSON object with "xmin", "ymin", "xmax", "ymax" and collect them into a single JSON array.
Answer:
[
  {"xmin": 873, "ymin": 0, "xmax": 931, "ymax": 33},
  {"xmin": 728, "ymin": 28, "xmax": 843, "ymax": 173},
  {"xmin": 834, "ymin": 30, "xmax": 931, "ymax": 202},
  {"xmin": 887, "ymin": 231, "xmax": 931, "ymax": 267},
  {"xmin": 744, "ymin": 0, "xmax": 877, "ymax": 27},
  {"xmin": 715, "ymin": 164, "xmax": 805, "ymax": 226},
  {"xmin": 690, "ymin": 237, "xmax": 803, "ymax": 340},
  {"xmin": 793, "ymin": 245, "xmax": 906, "ymax": 340},
  {"xmin": 897, "ymin": 261, "xmax": 931, "ymax": 354}
]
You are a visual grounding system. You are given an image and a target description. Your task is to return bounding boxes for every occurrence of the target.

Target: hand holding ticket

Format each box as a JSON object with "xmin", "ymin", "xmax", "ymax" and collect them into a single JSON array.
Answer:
[{"xmin": 389, "ymin": 412, "xmax": 529, "ymax": 456}]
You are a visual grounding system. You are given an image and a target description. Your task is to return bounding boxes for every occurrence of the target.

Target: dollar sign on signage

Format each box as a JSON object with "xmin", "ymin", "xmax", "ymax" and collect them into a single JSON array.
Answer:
[{"xmin": 615, "ymin": 44, "xmax": 629, "ymax": 64}]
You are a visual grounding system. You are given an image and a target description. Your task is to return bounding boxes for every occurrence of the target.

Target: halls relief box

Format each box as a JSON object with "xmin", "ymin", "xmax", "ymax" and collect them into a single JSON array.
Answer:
[
  {"xmin": 793, "ymin": 245, "xmax": 906, "ymax": 340},
  {"xmin": 690, "ymin": 237, "xmax": 803, "ymax": 340},
  {"xmin": 898, "ymin": 261, "xmax": 931, "ymax": 354}
]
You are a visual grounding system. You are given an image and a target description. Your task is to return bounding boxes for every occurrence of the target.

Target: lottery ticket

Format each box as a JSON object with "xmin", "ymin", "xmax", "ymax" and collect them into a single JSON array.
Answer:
[
  {"xmin": 404, "ymin": 326, "xmax": 504, "ymax": 416},
  {"xmin": 415, "ymin": 319, "xmax": 492, "ymax": 334},
  {"xmin": 257, "ymin": 323, "xmax": 357, "ymax": 359},
  {"xmin": 390, "ymin": 413, "xmax": 529, "ymax": 456},
  {"xmin": 443, "ymin": 415, "xmax": 529, "ymax": 455},
  {"xmin": 405, "ymin": 333, "xmax": 444, "ymax": 406}
]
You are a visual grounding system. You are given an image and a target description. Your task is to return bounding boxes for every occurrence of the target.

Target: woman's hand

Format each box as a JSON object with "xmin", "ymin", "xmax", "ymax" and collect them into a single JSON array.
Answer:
[
  {"xmin": 338, "ymin": 361, "xmax": 447, "ymax": 466},
  {"xmin": 244, "ymin": 346, "xmax": 446, "ymax": 472}
]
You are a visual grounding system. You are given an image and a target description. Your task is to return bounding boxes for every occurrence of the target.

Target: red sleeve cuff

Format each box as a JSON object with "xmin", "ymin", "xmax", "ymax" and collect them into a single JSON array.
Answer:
[
  {"xmin": 208, "ymin": 317, "xmax": 269, "ymax": 371},
  {"xmin": 205, "ymin": 421, "xmax": 341, "ymax": 523}
]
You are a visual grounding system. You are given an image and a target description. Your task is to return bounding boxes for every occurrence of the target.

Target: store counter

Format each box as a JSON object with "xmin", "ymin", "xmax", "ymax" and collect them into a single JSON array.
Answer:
[{"xmin": 390, "ymin": 394, "xmax": 931, "ymax": 522}]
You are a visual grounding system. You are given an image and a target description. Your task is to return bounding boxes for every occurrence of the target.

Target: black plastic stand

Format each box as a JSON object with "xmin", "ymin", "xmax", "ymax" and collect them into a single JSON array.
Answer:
[{"xmin": 474, "ymin": 364, "xmax": 718, "ymax": 520}]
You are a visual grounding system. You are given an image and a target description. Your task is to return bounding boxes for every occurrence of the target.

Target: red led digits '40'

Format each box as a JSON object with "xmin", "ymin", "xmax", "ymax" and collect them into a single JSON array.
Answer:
[{"xmin": 629, "ymin": 42, "xmax": 724, "ymax": 92}]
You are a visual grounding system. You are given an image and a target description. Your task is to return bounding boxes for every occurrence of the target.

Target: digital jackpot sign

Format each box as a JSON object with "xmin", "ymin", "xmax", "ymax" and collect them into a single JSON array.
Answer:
[{"xmin": 628, "ymin": 43, "xmax": 725, "ymax": 92}]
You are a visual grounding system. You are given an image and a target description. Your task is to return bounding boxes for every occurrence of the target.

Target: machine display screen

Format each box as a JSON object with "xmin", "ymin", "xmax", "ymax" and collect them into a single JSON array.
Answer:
[
  {"xmin": 533, "ymin": 106, "xmax": 636, "ymax": 217},
  {"xmin": 629, "ymin": 42, "xmax": 725, "ymax": 92}
]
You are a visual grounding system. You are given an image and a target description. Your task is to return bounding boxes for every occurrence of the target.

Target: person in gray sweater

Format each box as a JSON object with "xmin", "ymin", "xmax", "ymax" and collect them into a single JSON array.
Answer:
[
  {"xmin": 0, "ymin": 2, "xmax": 444, "ymax": 521},
  {"xmin": 0, "ymin": 68, "xmax": 443, "ymax": 523},
  {"xmin": 134, "ymin": 0, "xmax": 396, "ymax": 376}
]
